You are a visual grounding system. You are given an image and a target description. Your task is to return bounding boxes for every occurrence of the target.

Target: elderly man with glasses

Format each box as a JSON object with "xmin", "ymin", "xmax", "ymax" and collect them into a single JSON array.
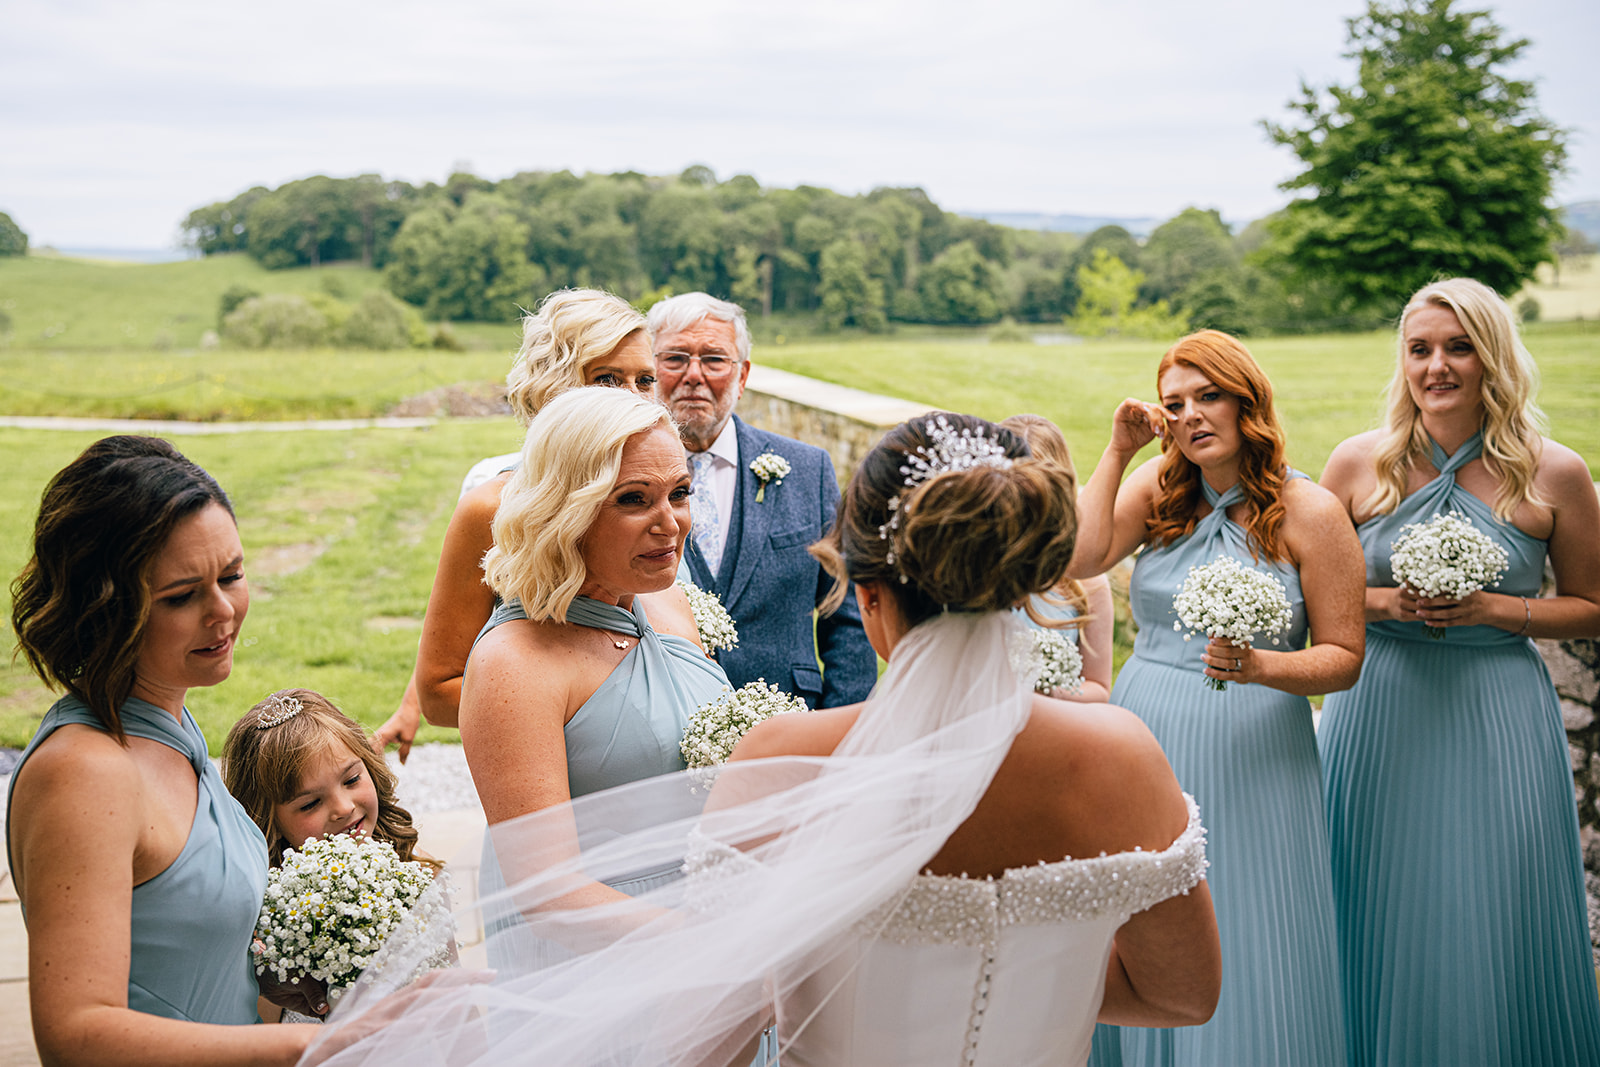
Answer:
[{"xmin": 649, "ymin": 292, "xmax": 875, "ymax": 710}]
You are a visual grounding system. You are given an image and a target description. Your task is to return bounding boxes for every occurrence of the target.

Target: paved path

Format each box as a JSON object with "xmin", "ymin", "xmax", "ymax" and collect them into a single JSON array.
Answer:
[{"xmin": 0, "ymin": 415, "xmax": 443, "ymax": 435}]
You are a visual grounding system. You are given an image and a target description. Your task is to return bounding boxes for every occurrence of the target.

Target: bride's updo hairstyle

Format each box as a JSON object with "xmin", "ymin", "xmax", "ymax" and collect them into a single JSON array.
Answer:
[{"xmin": 814, "ymin": 412, "xmax": 1078, "ymax": 628}]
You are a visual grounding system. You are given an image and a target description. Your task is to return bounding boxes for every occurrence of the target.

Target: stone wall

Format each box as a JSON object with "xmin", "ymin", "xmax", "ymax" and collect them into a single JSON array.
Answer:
[
  {"xmin": 736, "ymin": 365, "xmax": 933, "ymax": 481},
  {"xmin": 1550, "ymin": 632, "xmax": 1600, "ymax": 960}
]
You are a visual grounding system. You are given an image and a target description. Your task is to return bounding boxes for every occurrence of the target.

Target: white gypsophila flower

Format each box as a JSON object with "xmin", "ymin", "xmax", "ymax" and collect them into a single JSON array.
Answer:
[
  {"xmin": 1172, "ymin": 555, "xmax": 1295, "ymax": 691},
  {"xmin": 1029, "ymin": 629, "xmax": 1084, "ymax": 695},
  {"xmin": 750, "ymin": 452, "xmax": 791, "ymax": 502},
  {"xmin": 1388, "ymin": 509, "xmax": 1509, "ymax": 639},
  {"xmin": 251, "ymin": 833, "xmax": 446, "ymax": 999},
  {"xmin": 676, "ymin": 579, "xmax": 739, "ymax": 653},
  {"xmin": 681, "ymin": 680, "xmax": 811, "ymax": 769}
]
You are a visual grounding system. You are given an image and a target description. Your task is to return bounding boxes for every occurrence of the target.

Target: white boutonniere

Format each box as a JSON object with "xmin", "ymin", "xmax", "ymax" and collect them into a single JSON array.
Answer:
[{"xmin": 750, "ymin": 452, "xmax": 791, "ymax": 503}]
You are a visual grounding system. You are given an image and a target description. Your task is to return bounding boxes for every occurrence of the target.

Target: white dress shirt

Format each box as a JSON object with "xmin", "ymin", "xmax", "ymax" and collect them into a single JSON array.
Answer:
[{"xmin": 691, "ymin": 419, "xmax": 740, "ymax": 555}]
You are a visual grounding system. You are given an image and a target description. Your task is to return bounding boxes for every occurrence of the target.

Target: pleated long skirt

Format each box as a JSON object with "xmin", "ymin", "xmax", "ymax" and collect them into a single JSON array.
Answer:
[
  {"xmin": 1320, "ymin": 631, "xmax": 1600, "ymax": 1066},
  {"xmin": 1092, "ymin": 655, "xmax": 1346, "ymax": 1067}
]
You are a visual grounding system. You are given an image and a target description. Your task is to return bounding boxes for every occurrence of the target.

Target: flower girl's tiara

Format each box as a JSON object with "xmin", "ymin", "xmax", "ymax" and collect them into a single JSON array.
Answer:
[{"xmin": 255, "ymin": 693, "xmax": 304, "ymax": 729}]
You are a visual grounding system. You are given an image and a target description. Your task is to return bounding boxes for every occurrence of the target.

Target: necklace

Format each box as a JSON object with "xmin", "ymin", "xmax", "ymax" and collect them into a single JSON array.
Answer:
[{"xmin": 601, "ymin": 630, "xmax": 631, "ymax": 650}]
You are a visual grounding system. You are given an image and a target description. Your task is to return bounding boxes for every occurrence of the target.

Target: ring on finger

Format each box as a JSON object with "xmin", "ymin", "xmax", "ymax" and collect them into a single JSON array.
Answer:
[{"xmin": 1233, "ymin": 658, "xmax": 1241, "ymax": 671}]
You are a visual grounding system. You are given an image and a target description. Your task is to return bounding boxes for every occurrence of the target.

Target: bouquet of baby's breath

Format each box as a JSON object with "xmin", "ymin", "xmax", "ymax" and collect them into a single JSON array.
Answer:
[
  {"xmin": 681, "ymin": 680, "xmax": 810, "ymax": 769},
  {"xmin": 1388, "ymin": 509, "xmax": 1509, "ymax": 639},
  {"xmin": 1172, "ymin": 556, "xmax": 1294, "ymax": 691},
  {"xmin": 1029, "ymin": 629, "xmax": 1084, "ymax": 696},
  {"xmin": 677, "ymin": 579, "xmax": 739, "ymax": 653},
  {"xmin": 252, "ymin": 834, "xmax": 444, "ymax": 1005}
]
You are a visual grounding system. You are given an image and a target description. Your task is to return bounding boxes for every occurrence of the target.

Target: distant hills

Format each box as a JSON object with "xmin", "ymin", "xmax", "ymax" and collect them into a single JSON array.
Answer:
[
  {"xmin": 969, "ymin": 201, "xmax": 1600, "ymax": 244},
  {"xmin": 1563, "ymin": 200, "xmax": 1600, "ymax": 244},
  {"xmin": 965, "ymin": 211, "xmax": 1160, "ymax": 237}
]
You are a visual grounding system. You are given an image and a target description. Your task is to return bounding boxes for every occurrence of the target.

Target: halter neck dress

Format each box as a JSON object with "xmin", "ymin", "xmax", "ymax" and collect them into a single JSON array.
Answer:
[
  {"xmin": 5, "ymin": 695, "xmax": 268, "ymax": 1024},
  {"xmin": 474, "ymin": 594, "xmax": 732, "ymax": 972},
  {"xmin": 1319, "ymin": 432, "xmax": 1600, "ymax": 1065},
  {"xmin": 1090, "ymin": 475, "xmax": 1345, "ymax": 1067}
]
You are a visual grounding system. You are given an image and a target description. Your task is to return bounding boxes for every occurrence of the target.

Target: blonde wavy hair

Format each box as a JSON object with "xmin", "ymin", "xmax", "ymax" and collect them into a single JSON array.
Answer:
[
  {"xmin": 505, "ymin": 289, "xmax": 649, "ymax": 425},
  {"xmin": 1362, "ymin": 278, "xmax": 1547, "ymax": 522},
  {"xmin": 998, "ymin": 414, "xmax": 1091, "ymax": 628},
  {"xmin": 484, "ymin": 387, "xmax": 679, "ymax": 621}
]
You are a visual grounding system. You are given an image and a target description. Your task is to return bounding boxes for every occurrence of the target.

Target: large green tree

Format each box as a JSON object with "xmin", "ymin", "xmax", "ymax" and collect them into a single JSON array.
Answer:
[
  {"xmin": 917, "ymin": 240, "xmax": 1002, "ymax": 324},
  {"xmin": 1265, "ymin": 0, "xmax": 1567, "ymax": 314},
  {"xmin": 0, "ymin": 211, "xmax": 28, "ymax": 256},
  {"xmin": 818, "ymin": 238, "xmax": 888, "ymax": 331},
  {"xmin": 385, "ymin": 194, "xmax": 541, "ymax": 322}
]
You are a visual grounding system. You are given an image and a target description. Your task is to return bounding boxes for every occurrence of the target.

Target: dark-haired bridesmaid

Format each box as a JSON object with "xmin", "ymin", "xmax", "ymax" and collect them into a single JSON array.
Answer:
[
  {"xmin": 1318, "ymin": 278, "xmax": 1600, "ymax": 1065},
  {"xmin": 7, "ymin": 436, "xmax": 314, "ymax": 1065},
  {"xmin": 1071, "ymin": 330, "xmax": 1364, "ymax": 1067}
]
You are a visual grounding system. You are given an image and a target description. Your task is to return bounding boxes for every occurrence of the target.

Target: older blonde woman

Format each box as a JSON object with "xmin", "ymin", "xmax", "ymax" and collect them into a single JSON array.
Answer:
[
  {"xmin": 461, "ymin": 387, "xmax": 727, "ymax": 887},
  {"xmin": 375, "ymin": 290, "xmax": 658, "ymax": 755},
  {"xmin": 1319, "ymin": 278, "xmax": 1600, "ymax": 1065}
]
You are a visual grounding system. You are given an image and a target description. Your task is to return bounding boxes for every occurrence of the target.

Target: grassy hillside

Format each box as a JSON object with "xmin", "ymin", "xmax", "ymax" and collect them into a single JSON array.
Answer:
[
  {"xmin": 0, "ymin": 253, "xmax": 404, "ymax": 349},
  {"xmin": 1523, "ymin": 254, "xmax": 1600, "ymax": 321},
  {"xmin": 0, "ymin": 254, "xmax": 1594, "ymax": 749}
]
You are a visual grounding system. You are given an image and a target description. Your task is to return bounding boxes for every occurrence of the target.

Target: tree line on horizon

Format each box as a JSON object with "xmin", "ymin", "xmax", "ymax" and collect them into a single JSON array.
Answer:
[{"xmin": 177, "ymin": 0, "xmax": 1581, "ymax": 340}]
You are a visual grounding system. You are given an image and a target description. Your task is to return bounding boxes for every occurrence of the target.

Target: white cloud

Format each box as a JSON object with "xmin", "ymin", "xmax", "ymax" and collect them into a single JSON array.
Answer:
[{"xmin": 1, "ymin": 0, "xmax": 1593, "ymax": 247}]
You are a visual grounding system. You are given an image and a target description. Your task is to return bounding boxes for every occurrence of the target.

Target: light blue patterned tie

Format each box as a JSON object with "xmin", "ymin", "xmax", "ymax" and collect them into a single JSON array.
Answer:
[{"xmin": 688, "ymin": 450, "xmax": 724, "ymax": 576}]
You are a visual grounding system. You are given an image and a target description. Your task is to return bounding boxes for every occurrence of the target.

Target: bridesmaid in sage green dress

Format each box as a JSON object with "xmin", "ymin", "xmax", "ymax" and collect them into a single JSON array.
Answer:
[
  {"xmin": 7, "ymin": 436, "xmax": 313, "ymax": 1066},
  {"xmin": 1319, "ymin": 278, "xmax": 1600, "ymax": 1066},
  {"xmin": 1070, "ymin": 330, "xmax": 1366, "ymax": 1067}
]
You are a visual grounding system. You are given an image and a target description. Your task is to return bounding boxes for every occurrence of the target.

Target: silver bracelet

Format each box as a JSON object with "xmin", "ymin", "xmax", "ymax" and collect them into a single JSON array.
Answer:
[{"xmin": 1516, "ymin": 596, "xmax": 1531, "ymax": 636}]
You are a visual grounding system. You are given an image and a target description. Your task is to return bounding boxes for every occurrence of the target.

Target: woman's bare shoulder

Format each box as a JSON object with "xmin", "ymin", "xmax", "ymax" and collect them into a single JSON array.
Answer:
[
  {"xmin": 466, "ymin": 615, "xmax": 575, "ymax": 685},
  {"xmin": 1282, "ymin": 475, "xmax": 1357, "ymax": 530},
  {"xmin": 1535, "ymin": 436, "xmax": 1593, "ymax": 486},
  {"xmin": 1323, "ymin": 430, "xmax": 1383, "ymax": 474},
  {"xmin": 1017, "ymin": 697, "xmax": 1188, "ymax": 850},
  {"xmin": 13, "ymin": 723, "xmax": 138, "ymax": 794}
]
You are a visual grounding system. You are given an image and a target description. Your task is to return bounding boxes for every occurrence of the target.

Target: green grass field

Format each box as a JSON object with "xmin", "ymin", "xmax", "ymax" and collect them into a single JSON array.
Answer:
[
  {"xmin": 759, "ymin": 322, "xmax": 1600, "ymax": 480},
  {"xmin": 1, "ymin": 253, "xmax": 1595, "ymax": 749},
  {"xmin": 0, "ymin": 420, "xmax": 524, "ymax": 750}
]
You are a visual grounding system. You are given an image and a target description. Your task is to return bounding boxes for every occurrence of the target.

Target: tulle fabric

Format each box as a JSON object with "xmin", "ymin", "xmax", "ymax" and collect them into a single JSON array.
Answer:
[{"xmin": 307, "ymin": 611, "xmax": 1036, "ymax": 1066}]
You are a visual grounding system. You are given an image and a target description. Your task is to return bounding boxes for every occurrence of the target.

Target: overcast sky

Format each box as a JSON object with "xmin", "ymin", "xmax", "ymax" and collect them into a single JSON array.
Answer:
[{"xmin": 2, "ymin": 0, "xmax": 1594, "ymax": 250}]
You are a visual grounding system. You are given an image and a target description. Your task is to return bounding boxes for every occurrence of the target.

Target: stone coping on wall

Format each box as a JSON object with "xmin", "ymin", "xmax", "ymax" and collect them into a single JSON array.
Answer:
[{"xmin": 738, "ymin": 364, "xmax": 935, "ymax": 480}]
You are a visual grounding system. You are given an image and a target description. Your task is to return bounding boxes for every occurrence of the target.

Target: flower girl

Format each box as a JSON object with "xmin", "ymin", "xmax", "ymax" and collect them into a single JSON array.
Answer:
[
  {"xmin": 223, "ymin": 690, "xmax": 446, "ymax": 1022},
  {"xmin": 223, "ymin": 689, "xmax": 437, "ymax": 870}
]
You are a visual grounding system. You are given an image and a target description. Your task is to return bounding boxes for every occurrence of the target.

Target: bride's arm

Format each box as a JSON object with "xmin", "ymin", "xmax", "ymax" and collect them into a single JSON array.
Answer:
[
  {"xmin": 1100, "ymin": 884, "xmax": 1220, "ymax": 1028},
  {"xmin": 1076, "ymin": 712, "xmax": 1221, "ymax": 1028},
  {"xmin": 12, "ymin": 735, "xmax": 312, "ymax": 1067}
]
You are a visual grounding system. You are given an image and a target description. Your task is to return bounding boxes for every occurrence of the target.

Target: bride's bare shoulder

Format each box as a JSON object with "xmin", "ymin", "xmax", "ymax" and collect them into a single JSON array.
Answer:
[{"xmin": 1019, "ymin": 697, "xmax": 1190, "ymax": 851}]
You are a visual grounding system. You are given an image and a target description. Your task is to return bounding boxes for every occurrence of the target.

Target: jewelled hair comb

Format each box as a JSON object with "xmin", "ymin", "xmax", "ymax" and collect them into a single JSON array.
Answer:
[
  {"xmin": 878, "ymin": 415, "xmax": 1014, "ymax": 569},
  {"xmin": 255, "ymin": 693, "xmax": 304, "ymax": 729}
]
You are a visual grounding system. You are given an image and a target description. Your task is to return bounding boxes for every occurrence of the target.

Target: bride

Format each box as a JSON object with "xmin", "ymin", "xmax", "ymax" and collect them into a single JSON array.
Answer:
[{"xmin": 310, "ymin": 413, "xmax": 1220, "ymax": 1067}]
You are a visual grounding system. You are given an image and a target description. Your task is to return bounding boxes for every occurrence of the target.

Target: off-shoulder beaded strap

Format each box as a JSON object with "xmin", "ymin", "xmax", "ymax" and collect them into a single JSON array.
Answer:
[{"xmin": 684, "ymin": 794, "xmax": 1208, "ymax": 944}]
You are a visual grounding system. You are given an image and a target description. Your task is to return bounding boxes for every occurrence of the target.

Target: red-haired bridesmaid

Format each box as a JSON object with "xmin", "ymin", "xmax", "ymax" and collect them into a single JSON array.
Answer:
[{"xmin": 1071, "ymin": 330, "xmax": 1365, "ymax": 1067}]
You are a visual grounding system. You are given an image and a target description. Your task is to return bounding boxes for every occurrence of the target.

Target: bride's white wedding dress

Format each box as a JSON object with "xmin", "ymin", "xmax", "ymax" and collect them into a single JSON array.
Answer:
[
  {"xmin": 310, "ymin": 612, "xmax": 1208, "ymax": 1067},
  {"xmin": 690, "ymin": 799, "xmax": 1206, "ymax": 1067}
]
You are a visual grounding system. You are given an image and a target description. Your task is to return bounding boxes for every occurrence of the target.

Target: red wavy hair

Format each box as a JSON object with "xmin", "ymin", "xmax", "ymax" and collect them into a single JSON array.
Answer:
[{"xmin": 1146, "ymin": 330, "xmax": 1290, "ymax": 562}]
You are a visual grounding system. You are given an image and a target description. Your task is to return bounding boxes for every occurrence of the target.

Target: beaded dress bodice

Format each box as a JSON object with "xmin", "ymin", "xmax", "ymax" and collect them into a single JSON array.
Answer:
[{"xmin": 687, "ymin": 795, "xmax": 1207, "ymax": 1066}]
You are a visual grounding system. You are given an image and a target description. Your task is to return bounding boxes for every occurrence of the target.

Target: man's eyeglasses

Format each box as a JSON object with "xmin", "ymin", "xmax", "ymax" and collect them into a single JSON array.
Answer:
[{"xmin": 656, "ymin": 352, "xmax": 741, "ymax": 379}]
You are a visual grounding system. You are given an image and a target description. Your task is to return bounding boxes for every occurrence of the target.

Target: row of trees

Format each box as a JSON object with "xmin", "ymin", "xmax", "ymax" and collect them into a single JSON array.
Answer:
[{"xmin": 181, "ymin": 1, "xmax": 1573, "ymax": 335}]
